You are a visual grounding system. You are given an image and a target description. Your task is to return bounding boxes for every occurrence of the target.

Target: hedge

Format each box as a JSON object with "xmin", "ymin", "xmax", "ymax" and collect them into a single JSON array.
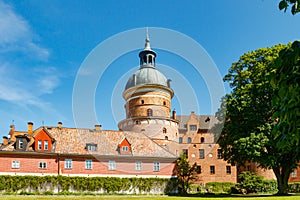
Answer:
[{"xmin": 0, "ymin": 175, "xmax": 177, "ymax": 194}]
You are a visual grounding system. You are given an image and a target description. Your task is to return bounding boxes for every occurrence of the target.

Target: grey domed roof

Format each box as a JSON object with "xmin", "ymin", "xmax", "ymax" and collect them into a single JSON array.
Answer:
[{"xmin": 125, "ymin": 67, "xmax": 169, "ymax": 90}]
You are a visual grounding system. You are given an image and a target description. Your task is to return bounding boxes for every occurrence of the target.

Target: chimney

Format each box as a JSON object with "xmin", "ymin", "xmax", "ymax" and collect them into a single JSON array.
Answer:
[
  {"xmin": 2, "ymin": 136, "xmax": 8, "ymax": 145},
  {"xmin": 172, "ymin": 109, "xmax": 177, "ymax": 120},
  {"xmin": 28, "ymin": 122, "xmax": 33, "ymax": 134},
  {"xmin": 95, "ymin": 125, "xmax": 102, "ymax": 131},
  {"xmin": 58, "ymin": 122, "xmax": 62, "ymax": 129}
]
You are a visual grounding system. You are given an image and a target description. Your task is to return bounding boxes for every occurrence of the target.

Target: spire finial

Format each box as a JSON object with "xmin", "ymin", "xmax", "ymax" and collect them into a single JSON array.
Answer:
[{"xmin": 144, "ymin": 27, "xmax": 151, "ymax": 50}]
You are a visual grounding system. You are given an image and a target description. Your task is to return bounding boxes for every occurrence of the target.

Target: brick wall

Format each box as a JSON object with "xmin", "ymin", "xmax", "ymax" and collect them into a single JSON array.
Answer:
[{"xmin": 0, "ymin": 152, "xmax": 176, "ymax": 177}]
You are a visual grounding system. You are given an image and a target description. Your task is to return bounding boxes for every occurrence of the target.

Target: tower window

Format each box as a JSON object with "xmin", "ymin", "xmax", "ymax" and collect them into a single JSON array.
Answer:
[
  {"xmin": 147, "ymin": 109, "xmax": 153, "ymax": 117},
  {"xmin": 179, "ymin": 137, "xmax": 183, "ymax": 143},
  {"xmin": 163, "ymin": 101, "xmax": 166, "ymax": 106},
  {"xmin": 149, "ymin": 55, "xmax": 152, "ymax": 64},
  {"xmin": 163, "ymin": 128, "xmax": 167, "ymax": 133},
  {"xmin": 141, "ymin": 100, "xmax": 144, "ymax": 104},
  {"xmin": 165, "ymin": 136, "xmax": 168, "ymax": 140},
  {"xmin": 200, "ymin": 137, "xmax": 205, "ymax": 143},
  {"xmin": 189, "ymin": 125, "xmax": 197, "ymax": 131}
]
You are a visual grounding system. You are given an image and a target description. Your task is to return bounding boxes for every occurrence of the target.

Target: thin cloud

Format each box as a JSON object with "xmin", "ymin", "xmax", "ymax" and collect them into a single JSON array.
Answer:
[
  {"xmin": 0, "ymin": 0, "xmax": 49, "ymax": 60},
  {"xmin": 0, "ymin": 1, "xmax": 60, "ymax": 108}
]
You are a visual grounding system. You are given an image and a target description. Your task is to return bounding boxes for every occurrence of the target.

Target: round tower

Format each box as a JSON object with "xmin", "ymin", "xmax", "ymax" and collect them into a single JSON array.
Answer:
[{"xmin": 118, "ymin": 31, "xmax": 179, "ymax": 151}]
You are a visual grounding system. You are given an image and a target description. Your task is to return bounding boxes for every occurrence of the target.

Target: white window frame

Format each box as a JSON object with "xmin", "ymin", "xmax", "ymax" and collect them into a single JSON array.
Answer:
[
  {"xmin": 12, "ymin": 160, "xmax": 20, "ymax": 169},
  {"xmin": 189, "ymin": 125, "xmax": 197, "ymax": 131},
  {"xmin": 38, "ymin": 140, "xmax": 42, "ymax": 150},
  {"xmin": 108, "ymin": 160, "xmax": 116, "ymax": 170},
  {"xmin": 44, "ymin": 140, "xmax": 49, "ymax": 150},
  {"xmin": 292, "ymin": 170, "xmax": 297, "ymax": 178},
  {"xmin": 39, "ymin": 162, "xmax": 47, "ymax": 169},
  {"xmin": 153, "ymin": 162, "xmax": 160, "ymax": 171},
  {"xmin": 136, "ymin": 161, "xmax": 142, "ymax": 171},
  {"xmin": 65, "ymin": 159, "xmax": 72, "ymax": 169},
  {"xmin": 122, "ymin": 146, "xmax": 128, "ymax": 152},
  {"xmin": 85, "ymin": 160, "xmax": 92, "ymax": 169},
  {"xmin": 19, "ymin": 140, "xmax": 23, "ymax": 149}
]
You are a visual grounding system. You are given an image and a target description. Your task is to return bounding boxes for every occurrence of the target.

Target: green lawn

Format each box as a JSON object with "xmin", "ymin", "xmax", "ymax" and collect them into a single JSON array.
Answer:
[{"xmin": 1, "ymin": 195, "xmax": 300, "ymax": 200}]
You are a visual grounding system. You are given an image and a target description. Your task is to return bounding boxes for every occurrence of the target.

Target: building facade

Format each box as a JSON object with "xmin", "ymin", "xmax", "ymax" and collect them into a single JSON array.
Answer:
[{"xmin": 1, "ymin": 33, "xmax": 297, "ymax": 184}]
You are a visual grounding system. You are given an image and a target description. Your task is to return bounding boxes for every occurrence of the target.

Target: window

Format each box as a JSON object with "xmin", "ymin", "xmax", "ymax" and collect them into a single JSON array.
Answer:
[
  {"xmin": 292, "ymin": 170, "xmax": 297, "ymax": 178},
  {"xmin": 39, "ymin": 162, "xmax": 47, "ymax": 169},
  {"xmin": 65, "ymin": 159, "xmax": 72, "ymax": 169},
  {"xmin": 108, "ymin": 160, "xmax": 116, "ymax": 170},
  {"xmin": 86, "ymin": 144, "xmax": 97, "ymax": 151},
  {"xmin": 19, "ymin": 140, "xmax": 24, "ymax": 149},
  {"xmin": 199, "ymin": 149, "xmax": 205, "ymax": 159},
  {"xmin": 165, "ymin": 136, "xmax": 168, "ymax": 140},
  {"xmin": 187, "ymin": 137, "xmax": 192, "ymax": 143},
  {"xmin": 153, "ymin": 162, "xmax": 160, "ymax": 171},
  {"xmin": 122, "ymin": 146, "xmax": 128, "ymax": 152},
  {"xmin": 38, "ymin": 140, "xmax": 42, "ymax": 150},
  {"xmin": 136, "ymin": 161, "xmax": 142, "ymax": 171},
  {"xmin": 85, "ymin": 160, "xmax": 92, "ymax": 169},
  {"xmin": 183, "ymin": 149, "xmax": 188, "ymax": 158},
  {"xmin": 163, "ymin": 101, "xmax": 166, "ymax": 106},
  {"xmin": 147, "ymin": 109, "xmax": 153, "ymax": 117},
  {"xmin": 179, "ymin": 137, "xmax": 183, "ymax": 143},
  {"xmin": 163, "ymin": 128, "xmax": 167, "ymax": 133},
  {"xmin": 197, "ymin": 166, "xmax": 201, "ymax": 174},
  {"xmin": 210, "ymin": 166, "xmax": 215, "ymax": 174},
  {"xmin": 189, "ymin": 125, "xmax": 197, "ymax": 131},
  {"xmin": 135, "ymin": 120, "xmax": 140, "ymax": 125},
  {"xmin": 12, "ymin": 161, "xmax": 20, "ymax": 169},
  {"xmin": 200, "ymin": 137, "xmax": 205, "ymax": 143},
  {"xmin": 141, "ymin": 100, "xmax": 144, "ymax": 104},
  {"xmin": 217, "ymin": 149, "xmax": 222, "ymax": 159},
  {"xmin": 226, "ymin": 166, "xmax": 231, "ymax": 174},
  {"xmin": 44, "ymin": 140, "xmax": 49, "ymax": 150},
  {"xmin": 247, "ymin": 165, "xmax": 251, "ymax": 171}
]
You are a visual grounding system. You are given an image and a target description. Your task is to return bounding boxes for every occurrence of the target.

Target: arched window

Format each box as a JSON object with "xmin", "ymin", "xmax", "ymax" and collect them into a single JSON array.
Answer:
[
  {"xmin": 163, "ymin": 128, "xmax": 167, "ymax": 133},
  {"xmin": 200, "ymin": 137, "xmax": 205, "ymax": 143},
  {"xmin": 188, "ymin": 137, "xmax": 192, "ymax": 143},
  {"xmin": 165, "ymin": 136, "xmax": 168, "ymax": 140},
  {"xmin": 147, "ymin": 109, "xmax": 153, "ymax": 117},
  {"xmin": 179, "ymin": 137, "xmax": 183, "ymax": 143}
]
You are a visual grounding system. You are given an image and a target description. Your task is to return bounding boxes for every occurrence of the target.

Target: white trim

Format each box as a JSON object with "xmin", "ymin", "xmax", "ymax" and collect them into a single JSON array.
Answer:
[{"xmin": 126, "ymin": 94, "xmax": 170, "ymax": 103}]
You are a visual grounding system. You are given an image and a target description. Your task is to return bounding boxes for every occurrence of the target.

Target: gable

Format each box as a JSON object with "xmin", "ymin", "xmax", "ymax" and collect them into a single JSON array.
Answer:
[
  {"xmin": 34, "ymin": 129, "xmax": 54, "ymax": 141},
  {"xmin": 119, "ymin": 137, "xmax": 131, "ymax": 155}
]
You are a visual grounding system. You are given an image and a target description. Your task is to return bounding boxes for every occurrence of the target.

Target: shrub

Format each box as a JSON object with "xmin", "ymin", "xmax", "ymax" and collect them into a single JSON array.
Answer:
[
  {"xmin": 231, "ymin": 171, "xmax": 264, "ymax": 194},
  {"xmin": 205, "ymin": 182, "xmax": 235, "ymax": 193}
]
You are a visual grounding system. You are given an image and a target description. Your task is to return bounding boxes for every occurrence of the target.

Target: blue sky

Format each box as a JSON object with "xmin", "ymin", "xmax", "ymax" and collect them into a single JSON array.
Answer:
[{"xmin": 0, "ymin": 0, "xmax": 299, "ymax": 137}]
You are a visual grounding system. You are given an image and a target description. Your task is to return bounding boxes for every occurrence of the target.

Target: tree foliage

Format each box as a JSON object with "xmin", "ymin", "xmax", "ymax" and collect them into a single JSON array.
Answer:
[
  {"xmin": 279, "ymin": 0, "xmax": 300, "ymax": 15},
  {"xmin": 271, "ymin": 41, "xmax": 300, "ymax": 151},
  {"xmin": 176, "ymin": 154, "xmax": 198, "ymax": 195},
  {"xmin": 216, "ymin": 43, "xmax": 300, "ymax": 195}
]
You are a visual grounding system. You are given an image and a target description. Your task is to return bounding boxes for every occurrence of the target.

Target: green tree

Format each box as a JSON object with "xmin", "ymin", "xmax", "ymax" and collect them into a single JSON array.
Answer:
[
  {"xmin": 279, "ymin": 0, "xmax": 300, "ymax": 15},
  {"xmin": 176, "ymin": 154, "xmax": 197, "ymax": 195},
  {"xmin": 216, "ymin": 43, "xmax": 300, "ymax": 195},
  {"xmin": 271, "ymin": 41, "xmax": 300, "ymax": 148}
]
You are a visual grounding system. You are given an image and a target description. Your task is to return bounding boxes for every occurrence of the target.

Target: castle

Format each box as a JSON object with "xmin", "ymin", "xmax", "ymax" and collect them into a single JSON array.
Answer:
[{"xmin": 1, "ymin": 33, "xmax": 298, "ymax": 184}]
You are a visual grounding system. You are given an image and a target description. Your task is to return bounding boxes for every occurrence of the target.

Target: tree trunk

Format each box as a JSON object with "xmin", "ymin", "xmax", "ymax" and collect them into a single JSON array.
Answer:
[{"xmin": 273, "ymin": 166, "xmax": 291, "ymax": 195}]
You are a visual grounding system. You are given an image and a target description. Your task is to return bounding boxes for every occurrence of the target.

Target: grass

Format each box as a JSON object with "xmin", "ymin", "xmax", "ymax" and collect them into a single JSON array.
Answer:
[{"xmin": 0, "ymin": 194, "xmax": 300, "ymax": 200}]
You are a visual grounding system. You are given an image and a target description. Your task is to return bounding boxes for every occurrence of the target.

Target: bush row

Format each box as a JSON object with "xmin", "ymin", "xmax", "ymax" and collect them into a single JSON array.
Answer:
[{"xmin": 0, "ymin": 175, "xmax": 177, "ymax": 194}]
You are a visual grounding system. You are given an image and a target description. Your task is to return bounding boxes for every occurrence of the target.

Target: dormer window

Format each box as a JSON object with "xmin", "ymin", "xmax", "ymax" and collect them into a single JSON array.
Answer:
[
  {"xmin": 86, "ymin": 143, "xmax": 97, "ymax": 151},
  {"xmin": 122, "ymin": 146, "xmax": 128, "ymax": 152}
]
